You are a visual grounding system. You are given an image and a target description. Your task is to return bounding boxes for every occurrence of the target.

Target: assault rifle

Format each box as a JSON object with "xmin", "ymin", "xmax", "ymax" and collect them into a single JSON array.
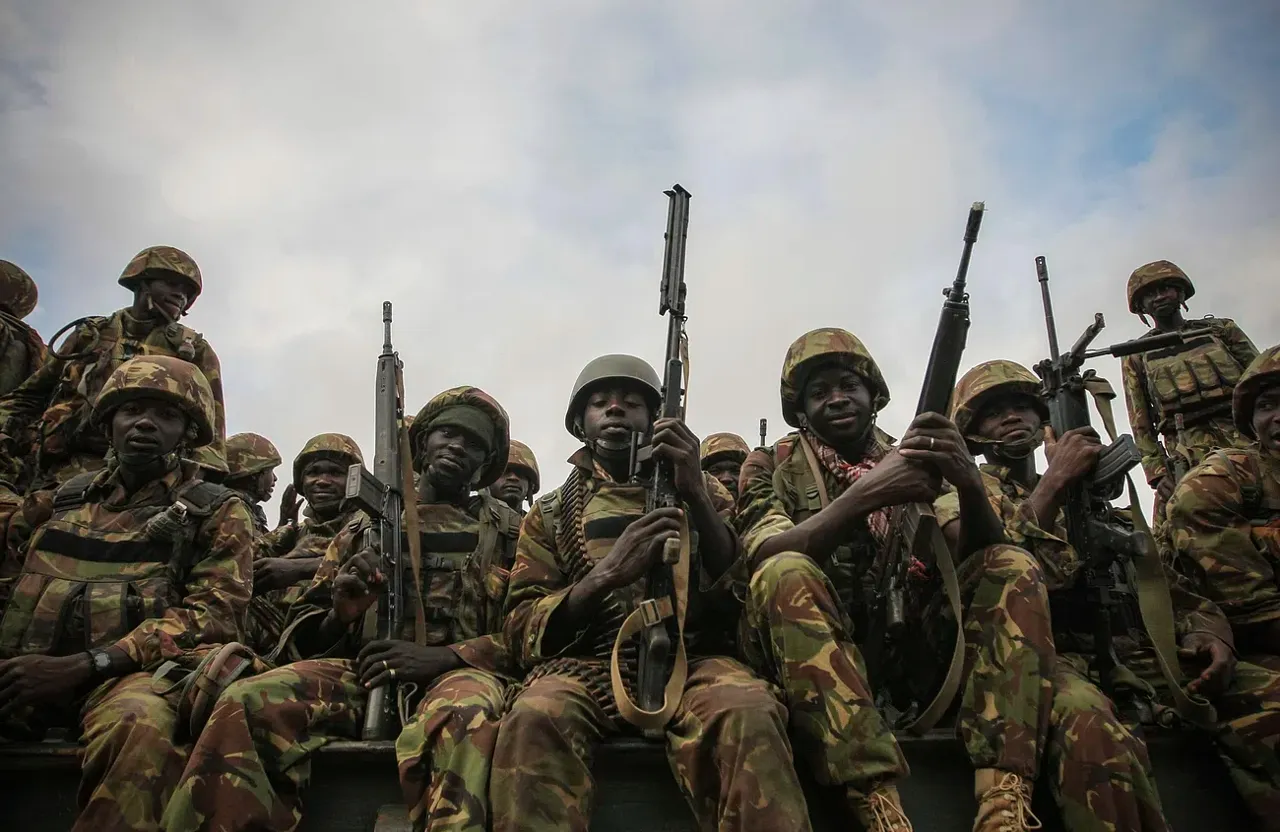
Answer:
[
  {"xmin": 1032, "ymin": 256, "xmax": 1184, "ymax": 716},
  {"xmin": 342, "ymin": 301, "xmax": 409, "ymax": 741},
  {"xmin": 863, "ymin": 202, "xmax": 984, "ymax": 728}
]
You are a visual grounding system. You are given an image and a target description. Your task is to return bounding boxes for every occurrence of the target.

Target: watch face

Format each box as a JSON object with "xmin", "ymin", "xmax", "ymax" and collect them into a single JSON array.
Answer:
[{"xmin": 92, "ymin": 651, "xmax": 111, "ymax": 673}]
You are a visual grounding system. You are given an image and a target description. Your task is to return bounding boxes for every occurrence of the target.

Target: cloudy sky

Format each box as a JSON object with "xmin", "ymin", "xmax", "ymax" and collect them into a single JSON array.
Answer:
[{"xmin": 2, "ymin": 1, "xmax": 1277, "ymax": 518}]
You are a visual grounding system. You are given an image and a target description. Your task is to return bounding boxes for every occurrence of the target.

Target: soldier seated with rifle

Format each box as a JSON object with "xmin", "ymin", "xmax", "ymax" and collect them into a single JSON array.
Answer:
[
  {"xmin": 698, "ymin": 431, "xmax": 750, "ymax": 504},
  {"xmin": 0, "ymin": 355, "xmax": 253, "ymax": 832},
  {"xmin": 487, "ymin": 438, "xmax": 540, "ymax": 515},
  {"xmin": 491, "ymin": 354, "xmax": 812, "ymax": 832},
  {"xmin": 221, "ymin": 432, "xmax": 283, "ymax": 536},
  {"xmin": 161, "ymin": 387, "xmax": 523, "ymax": 832}
]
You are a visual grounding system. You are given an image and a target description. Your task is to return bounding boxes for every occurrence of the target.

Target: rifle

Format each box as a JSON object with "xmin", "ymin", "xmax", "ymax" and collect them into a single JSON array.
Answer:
[
  {"xmin": 1032, "ymin": 256, "xmax": 1184, "ymax": 719},
  {"xmin": 758, "ymin": 418, "xmax": 767, "ymax": 450},
  {"xmin": 342, "ymin": 301, "xmax": 409, "ymax": 741},
  {"xmin": 862, "ymin": 202, "xmax": 984, "ymax": 729}
]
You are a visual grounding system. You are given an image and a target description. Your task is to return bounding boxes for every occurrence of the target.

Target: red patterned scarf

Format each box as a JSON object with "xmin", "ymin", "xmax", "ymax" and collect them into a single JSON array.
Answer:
[{"xmin": 804, "ymin": 430, "xmax": 892, "ymax": 545}]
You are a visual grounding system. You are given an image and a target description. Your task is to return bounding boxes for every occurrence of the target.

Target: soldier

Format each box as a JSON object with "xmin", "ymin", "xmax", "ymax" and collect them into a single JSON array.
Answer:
[
  {"xmin": 0, "ymin": 355, "xmax": 252, "ymax": 832},
  {"xmin": 0, "ymin": 246, "xmax": 229, "ymax": 490},
  {"xmin": 245, "ymin": 433, "xmax": 364, "ymax": 654},
  {"xmin": 735, "ymin": 329, "xmax": 1060, "ymax": 832},
  {"xmin": 1120, "ymin": 260, "xmax": 1259, "ymax": 518},
  {"xmin": 161, "ymin": 387, "xmax": 523, "ymax": 832},
  {"xmin": 488, "ymin": 438, "xmax": 539, "ymax": 514},
  {"xmin": 222, "ymin": 432, "xmax": 282, "ymax": 535},
  {"xmin": 699, "ymin": 431, "xmax": 750, "ymax": 502},
  {"xmin": 491, "ymin": 355, "xmax": 811, "ymax": 832},
  {"xmin": 0, "ymin": 260, "xmax": 48, "ymax": 397}
]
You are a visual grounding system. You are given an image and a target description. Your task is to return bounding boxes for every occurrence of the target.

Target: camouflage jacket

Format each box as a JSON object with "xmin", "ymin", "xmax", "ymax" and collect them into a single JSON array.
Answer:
[
  {"xmin": 1168, "ymin": 447, "xmax": 1280, "ymax": 631},
  {"xmin": 0, "ymin": 308, "xmax": 227, "ymax": 478},
  {"xmin": 502, "ymin": 447, "xmax": 741, "ymax": 675},
  {"xmin": 1121, "ymin": 317, "xmax": 1258, "ymax": 484},
  {"xmin": 0, "ymin": 462, "xmax": 253, "ymax": 668},
  {"xmin": 289, "ymin": 493, "xmax": 522, "ymax": 675},
  {"xmin": 257, "ymin": 507, "xmax": 362, "ymax": 608},
  {"xmin": 0, "ymin": 315, "xmax": 47, "ymax": 398},
  {"xmin": 230, "ymin": 488, "xmax": 270, "ymax": 536}
]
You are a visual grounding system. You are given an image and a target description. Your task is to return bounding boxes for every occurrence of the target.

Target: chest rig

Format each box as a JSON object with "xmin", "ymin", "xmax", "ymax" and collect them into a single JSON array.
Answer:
[{"xmin": 1139, "ymin": 321, "xmax": 1245, "ymax": 428}]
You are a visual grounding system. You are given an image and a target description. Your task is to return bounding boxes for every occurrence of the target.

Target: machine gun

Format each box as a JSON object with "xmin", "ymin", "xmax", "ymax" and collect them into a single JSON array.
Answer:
[{"xmin": 1032, "ymin": 256, "xmax": 1184, "ymax": 715}]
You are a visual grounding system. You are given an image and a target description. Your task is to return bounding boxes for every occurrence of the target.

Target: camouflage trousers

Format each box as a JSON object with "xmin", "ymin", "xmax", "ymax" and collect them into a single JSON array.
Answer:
[
  {"xmin": 160, "ymin": 657, "xmax": 508, "ymax": 832},
  {"xmin": 490, "ymin": 655, "xmax": 811, "ymax": 832}
]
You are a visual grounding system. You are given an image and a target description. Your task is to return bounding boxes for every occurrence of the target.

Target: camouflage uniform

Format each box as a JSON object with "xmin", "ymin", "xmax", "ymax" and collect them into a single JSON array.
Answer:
[
  {"xmin": 0, "ymin": 355, "xmax": 253, "ymax": 832},
  {"xmin": 0, "ymin": 260, "xmax": 48, "ymax": 397},
  {"xmin": 489, "ymin": 438, "xmax": 540, "ymax": 516},
  {"xmin": 699, "ymin": 431, "xmax": 750, "ymax": 507},
  {"xmin": 0, "ymin": 247, "xmax": 229, "ymax": 490},
  {"xmin": 162, "ymin": 387, "xmax": 523, "ymax": 832},
  {"xmin": 223, "ymin": 432, "xmax": 282, "ymax": 535},
  {"xmin": 1120, "ymin": 261, "xmax": 1259, "ymax": 490},
  {"xmin": 492, "ymin": 354, "xmax": 811, "ymax": 832}
]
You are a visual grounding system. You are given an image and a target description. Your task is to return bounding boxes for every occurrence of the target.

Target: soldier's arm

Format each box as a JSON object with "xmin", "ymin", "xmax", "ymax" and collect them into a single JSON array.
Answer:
[
  {"xmin": 1218, "ymin": 319, "xmax": 1260, "ymax": 373},
  {"xmin": 735, "ymin": 447, "xmax": 802, "ymax": 572},
  {"xmin": 111, "ymin": 496, "xmax": 254, "ymax": 671},
  {"xmin": 1120, "ymin": 353, "xmax": 1165, "ymax": 485},
  {"xmin": 282, "ymin": 516, "xmax": 368, "ymax": 658},
  {"xmin": 195, "ymin": 341, "xmax": 229, "ymax": 472},
  {"xmin": 502, "ymin": 499, "xmax": 576, "ymax": 667},
  {"xmin": 0, "ymin": 335, "xmax": 74, "ymax": 429}
]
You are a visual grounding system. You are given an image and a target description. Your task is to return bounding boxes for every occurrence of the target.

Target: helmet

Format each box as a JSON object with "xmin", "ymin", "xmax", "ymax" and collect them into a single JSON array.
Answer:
[
  {"xmin": 410, "ymin": 386, "xmax": 511, "ymax": 489},
  {"xmin": 93, "ymin": 355, "xmax": 216, "ymax": 446},
  {"xmin": 293, "ymin": 433, "xmax": 364, "ymax": 490},
  {"xmin": 1233, "ymin": 345, "xmax": 1280, "ymax": 439},
  {"xmin": 950, "ymin": 360, "xmax": 1048, "ymax": 440},
  {"xmin": 225, "ymin": 433, "xmax": 283, "ymax": 479},
  {"xmin": 700, "ymin": 432, "xmax": 750, "ymax": 465},
  {"xmin": 0, "ymin": 260, "xmax": 38, "ymax": 319},
  {"xmin": 118, "ymin": 246, "xmax": 203, "ymax": 308},
  {"xmin": 1126, "ymin": 260, "xmax": 1195, "ymax": 314},
  {"xmin": 506, "ymin": 439, "xmax": 540, "ymax": 493},
  {"xmin": 780, "ymin": 328, "xmax": 890, "ymax": 428},
  {"xmin": 564, "ymin": 354, "xmax": 662, "ymax": 437}
]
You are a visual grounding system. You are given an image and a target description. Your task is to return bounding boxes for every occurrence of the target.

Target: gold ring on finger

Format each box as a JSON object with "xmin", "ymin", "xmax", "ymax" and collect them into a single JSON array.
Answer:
[
  {"xmin": 382, "ymin": 660, "xmax": 390, "ymax": 672},
  {"xmin": 929, "ymin": 437, "xmax": 936, "ymax": 450},
  {"xmin": 390, "ymin": 667, "xmax": 397, "ymax": 680}
]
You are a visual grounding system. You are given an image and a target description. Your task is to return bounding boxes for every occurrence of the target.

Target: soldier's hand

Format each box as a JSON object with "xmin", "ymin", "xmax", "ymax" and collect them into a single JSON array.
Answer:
[
  {"xmin": 1153, "ymin": 475, "xmax": 1176, "ymax": 504},
  {"xmin": 898, "ymin": 412, "xmax": 979, "ymax": 489},
  {"xmin": 651, "ymin": 418, "xmax": 705, "ymax": 502},
  {"xmin": 1043, "ymin": 427, "xmax": 1103, "ymax": 487},
  {"xmin": 278, "ymin": 484, "xmax": 301, "ymax": 527},
  {"xmin": 589, "ymin": 506, "xmax": 683, "ymax": 593},
  {"xmin": 1179, "ymin": 632, "xmax": 1235, "ymax": 698},
  {"xmin": 855, "ymin": 448, "xmax": 942, "ymax": 510},
  {"xmin": 332, "ymin": 546, "xmax": 384, "ymax": 625},
  {"xmin": 0, "ymin": 654, "xmax": 94, "ymax": 718},
  {"xmin": 356, "ymin": 641, "xmax": 462, "ymax": 689},
  {"xmin": 254, "ymin": 557, "xmax": 305, "ymax": 593}
]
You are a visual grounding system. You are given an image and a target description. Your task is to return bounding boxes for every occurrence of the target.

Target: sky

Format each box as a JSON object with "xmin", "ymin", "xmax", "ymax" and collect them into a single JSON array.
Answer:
[{"xmin": 1, "ymin": 1, "xmax": 1278, "ymax": 520}]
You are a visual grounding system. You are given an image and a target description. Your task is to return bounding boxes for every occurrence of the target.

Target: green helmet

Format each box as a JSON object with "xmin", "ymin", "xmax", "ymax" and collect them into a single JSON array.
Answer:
[
  {"xmin": 506, "ymin": 439, "xmax": 540, "ymax": 494},
  {"xmin": 410, "ymin": 386, "xmax": 511, "ymax": 489},
  {"xmin": 93, "ymin": 355, "xmax": 217, "ymax": 446},
  {"xmin": 118, "ymin": 246, "xmax": 203, "ymax": 309},
  {"xmin": 1233, "ymin": 345, "xmax": 1280, "ymax": 439},
  {"xmin": 225, "ymin": 432, "xmax": 283, "ymax": 479},
  {"xmin": 0, "ymin": 260, "xmax": 39, "ymax": 319},
  {"xmin": 293, "ymin": 433, "xmax": 364, "ymax": 490},
  {"xmin": 700, "ymin": 432, "xmax": 750, "ymax": 466},
  {"xmin": 564, "ymin": 354, "xmax": 662, "ymax": 437},
  {"xmin": 780, "ymin": 328, "xmax": 890, "ymax": 428},
  {"xmin": 1127, "ymin": 260, "xmax": 1194, "ymax": 314},
  {"xmin": 950, "ymin": 360, "xmax": 1049, "ymax": 451}
]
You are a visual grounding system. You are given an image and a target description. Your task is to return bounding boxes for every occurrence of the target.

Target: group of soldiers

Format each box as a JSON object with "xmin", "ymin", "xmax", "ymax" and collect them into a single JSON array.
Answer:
[{"xmin": 0, "ymin": 245, "xmax": 1276, "ymax": 832}]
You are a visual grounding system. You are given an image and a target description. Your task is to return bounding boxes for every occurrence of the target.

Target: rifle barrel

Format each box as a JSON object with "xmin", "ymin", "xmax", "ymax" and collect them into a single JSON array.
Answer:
[{"xmin": 1035, "ymin": 256, "xmax": 1061, "ymax": 362}]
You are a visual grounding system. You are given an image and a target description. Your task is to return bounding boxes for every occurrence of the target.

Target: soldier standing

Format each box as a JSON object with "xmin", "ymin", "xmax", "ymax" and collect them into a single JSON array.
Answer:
[
  {"xmin": 222, "ymin": 432, "xmax": 282, "ymax": 535},
  {"xmin": 0, "ymin": 355, "xmax": 253, "ymax": 832},
  {"xmin": 491, "ymin": 354, "xmax": 811, "ymax": 832},
  {"xmin": 1120, "ymin": 260, "xmax": 1259, "ymax": 518},
  {"xmin": 0, "ymin": 260, "xmax": 48, "ymax": 397},
  {"xmin": 699, "ymin": 431, "xmax": 750, "ymax": 503},
  {"xmin": 161, "ymin": 387, "xmax": 523, "ymax": 832},
  {"xmin": 488, "ymin": 438, "xmax": 539, "ymax": 515},
  {"xmin": 0, "ymin": 246, "xmax": 229, "ymax": 490}
]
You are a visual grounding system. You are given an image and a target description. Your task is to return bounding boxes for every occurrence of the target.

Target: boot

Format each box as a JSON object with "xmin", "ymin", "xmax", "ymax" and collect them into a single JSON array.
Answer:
[
  {"xmin": 973, "ymin": 768, "xmax": 1041, "ymax": 832},
  {"xmin": 852, "ymin": 783, "xmax": 913, "ymax": 832}
]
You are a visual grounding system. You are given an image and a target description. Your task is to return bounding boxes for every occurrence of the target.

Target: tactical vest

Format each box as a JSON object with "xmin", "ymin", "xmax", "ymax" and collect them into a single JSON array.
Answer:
[
  {"xmin": 1213, "ymin": 449, "xmax": 1280, "ymax": 561},
  {"xmin": 0, "ymin": 472, "xmax": 236, "ymax": 659},
  {"xmin": 1140, "ymin": 320, "xmax": 1245, "ymax": 426}
]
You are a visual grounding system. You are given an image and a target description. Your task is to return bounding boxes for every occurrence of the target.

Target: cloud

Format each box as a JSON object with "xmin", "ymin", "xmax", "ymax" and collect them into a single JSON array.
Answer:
[{"xmin": 1, "ymin": 0, "xmax": 1277, "ymax": 522}]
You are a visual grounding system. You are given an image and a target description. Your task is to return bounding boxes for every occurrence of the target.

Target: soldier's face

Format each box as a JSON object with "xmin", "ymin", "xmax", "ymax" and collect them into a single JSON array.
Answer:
[
  {"xmin": 111, "ymin": 397, "xmax": 188, "ymax": 465},
  {"xmin": 703, "ymin": 458, "xmax": 742, "ymax": 498},
  {"xmin": 489, "ymin": 470, "xmax": 532, "ymax": 508},
  {"xmin": 973, "ymin": 393, "xmax": 1043, "ymax": 445},
  {"xmin": 256, "ymin": 468, "xmax": 278, "ymax": 502},
  {"xmin": 301, "ymin": 459, "xmax": 347, "ymax": 510},
  {"xmin": 423, "ymin": 425, "xmax": 487, "ymax": 490},
  {"xmin": 802, "ymin": 365, "xmax": 874, "ymax": 445},
  {"xmin": 581, "ymin": 383, "xmax": 652, "ymax": 448},
  {"xmin": 143, "ymin": 276, "xmax": 192, "ymax": 320},
  {"xmin": 1253, "ymin": 385, "xmax": 1280, "ymax": 452},
  {"xmin": 1139, "ymin": 281, "xmax": 1183, "ymax": 317}
]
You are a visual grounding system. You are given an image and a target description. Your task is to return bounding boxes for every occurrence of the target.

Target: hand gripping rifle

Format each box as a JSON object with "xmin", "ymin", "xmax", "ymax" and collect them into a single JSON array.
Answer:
[
  {"xmin": 863, "ymin": 202, "xmax": 984, "ymax": 732},
  {"xmin": 611, "ymin": 185, "xmax": 692, "ymax": 737}
]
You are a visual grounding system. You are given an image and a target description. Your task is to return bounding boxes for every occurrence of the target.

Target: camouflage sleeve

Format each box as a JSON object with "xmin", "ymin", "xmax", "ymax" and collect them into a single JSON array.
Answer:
[
  {"xmin": 502, "ymin": 495, "xmax": 574, "ymax": 669},
  {"xmin": 450, "ymin": 634, "xmax": 512, "ymax": 677},
  {"xmin": 1121, "ymin": 352, "xmax": 1165, "ymax": 485},
  {"xmin": 734, "ymin": 446, "xmax": 798, "ymax": 567},
  {"xmin": 274, "ymin": 515, "xmax": 367, "ymax": 660},
  {"xmin": 194, "ymin": 341, "xmax": 228, "ymax": 474},
  {"xmin": 1167, "ymin": 455, "xmax": 1280, "ymax": 630},
  {"xmin": 695, "ymin": 471, "xmax": 745, "ymax": 600},
  {"xmin": 113, "ymin": 496, "xmax": 254, "ymax": 669},
  {"xmin": 256, "ymin": 521, "xmax": 299, "ymax": 558},
  {"xmin": 0, "ymin": 328, "xmax": 81, "ymax": 431},
  {"xmin": 23, "ymin": 324, "xmax": 47, "ymax": 377},
  {"xmin": 1218, "ymin": 318, "xmax": 1260, "ymax": 373}
]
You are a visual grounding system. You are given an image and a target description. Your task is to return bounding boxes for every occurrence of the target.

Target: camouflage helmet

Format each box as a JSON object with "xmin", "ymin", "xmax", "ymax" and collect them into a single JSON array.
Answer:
[
  {"xmin": 293, "ymin": 433, "xmax": 364, "ymax": 490},
  {"xmin": 780, "ymin": 328, "xmax": 890, "ymax": 428},
  {"xmin": 950, "ymin": 360, "xmax": 1049, "ymax": 440},
  {"xmin": 93, "ymin": 355, "xmax": 217, "ymax": 446},
  {"xmin": 410, "ymin": 386, "xmax": 511, "ymax": 489},
  {"xmin": 505, "ymin": 439, "xmax": 540, "ymax": 494},
  {"xmin": 225, "ymin": 432, "xmax": 283, "ymax": 479},
  {"xmin": 118, "ymin": 246, "xmax": 203, "ymax": 308},
  {"xmin": 1233, "ymin": 345, "xmax": 1280, "ymax": 439},
  {"xmin": 1126, "ymin": 260, "xmax": 1195, "ymax": 314},
  {"xmin": 700, "ymin": 432, "xmax": 750, "ymax": 466},
  {"xmin": 0, "ymin": 260, "xmax": 38, "ymax": 319},
  {"xmin": 564, "ymin": 354, "xmax": 662, "ymax": 437}
]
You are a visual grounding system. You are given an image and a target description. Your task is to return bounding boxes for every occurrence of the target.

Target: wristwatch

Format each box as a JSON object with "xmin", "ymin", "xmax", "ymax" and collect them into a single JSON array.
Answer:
[{"xmin": 87, "ymin": 648, "xmax": 113, "ymax": 679}]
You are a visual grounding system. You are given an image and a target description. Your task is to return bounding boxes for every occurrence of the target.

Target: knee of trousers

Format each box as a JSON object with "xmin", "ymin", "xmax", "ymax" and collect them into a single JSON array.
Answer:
[
  {"xmin": 499, "ymin": 677, "xmax": 588, "ymax": 747},
  {"xmin": 977, "ymin": 543, "xmax": 1046, "ymax": 587},
  {"xmin": 748, "ymin": 551, "xmax": 831, "ymax": 611}
]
